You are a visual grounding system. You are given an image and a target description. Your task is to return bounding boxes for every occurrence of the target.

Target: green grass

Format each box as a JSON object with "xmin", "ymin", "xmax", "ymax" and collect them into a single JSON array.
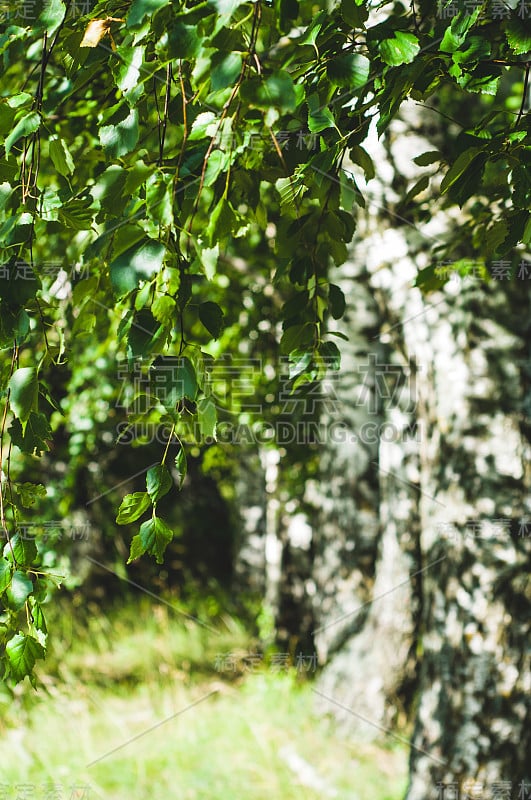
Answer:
[{"xmin": 0, "ymin": 597, "xmax": 408, "ymax": 800}]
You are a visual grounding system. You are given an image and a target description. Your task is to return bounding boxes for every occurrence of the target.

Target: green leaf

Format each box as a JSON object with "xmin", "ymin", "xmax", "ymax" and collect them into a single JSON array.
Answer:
[
  {"xmin": 8, "ymin": 367, "xmax": 38, "ymax": 424},
  {"xmin": 127, "ymin": 533, "xmax": 146, "ymax": 563},
  {"xmin": 128, "ymin": 0, "xmax": 171, "ymax": 27},
  {"xmin": 36, "ymin": 0, "xmax": 66, "ymax": 34},
  {"xmin": 451, "ymin": 35, "xmax": 490, "ymax": 68},
  {"xmin": 58, "ymin": 198, "xmax": 94, "ymax": 231},
  {"xmin": 152, "ymin": 295, "xmax": 176, "ymax": 324},
  {"xmin": 522, "ymin": 214, "xmax": 531, "ymax": 245},
  {"xmin": 340, "ymin": 0, "xmax": 368, "ymax": 26},
  {"xmin": 8, "ymin": 533, "xmax": 38, "ymax": 567},
  {"xmin": 440, "ymin": 8, "xmax": 481, "ymax": 53},
  {"xmin": 116, "ymin": 491, "xmax": 151, "ymax": 525},
  {"xmin": 110, "ymin": 238, "xmax": 166, "ymax": 297},
  {"xmin": 127, "ymin": 516, "xmax": 174, "ymax": 564},
  {"xmin": 199, "ymin": 244, "xmax": 219, "ymax": 280},
  {"xmin": 414, "ymin": 264, "xmax": 446, "ymax": 292},
  {"xmin": 6, "ymin": 571, "xmax": 33, "ymax": 610},
  {"xmin": 206, "ymin": 197, "xmax": 237, "ymax": 245},
  {"xmin": 135, "ymin": 281, "xmax": 153, "ymax": 311},
  {"xmin": 49, "ymin": 136, "xmax": 74, "ymax": 177},
  {"xmin": 328, "ymin": 330, "xmax": 349, "ymax": 341},
  {"xmin": 111, "ymin": 226, "xmax": 151, "ymax": 263},
  {"xmin": 0, "ymin": 104, "xmax": 16, "ymax": 138},
  {"xmin": 0, "ymin": 181, "xmax": 12, "ymax": 212},
  {"xmin": 413, "ymin": 151, "xmax": 441, "ymax": 166},
  {"xmin": 440, "ymin": 147, "xmax": 482, "ymax": 194},
  {"xmin": 72, "ymin": 310, "xmax": 96, "ymax": 338},
  {"xmin": 211, "ymin": 52, "xmax": 243, "ymax": 91},
  {"xmin": 90, "ymin": 170, "xmax": 126, "ymax": 221},
  {"xmin": 329, "ymin": 284, "xmax": 346, "ymax": 320},
  {"xmin": 404, "ymin": 174, "xmax": 429, "ymax": 203},
  {"xmin": 151, "ymin": 356, "xmax": 198, "ymax": 407},
  {"xmin": 6, "ymin": 632, "xmax": 45, "ymax": 682},
  {"xmin": 0, "ymin": 558, "xmax": 12, "ymax": 594},
  {"xmin": 513, "ymin": 164, "xmax": 531, "ymax": 208},
  {"xmin": 99, "ymin": 109, "xmax": 139, "ymax": 158},
  {"xmin": 203, "ymin": 149, "xmax": 229, "ymax": 187},
  {"xmin": 288, "ymin": 350, "xmax": 312, "ymax": 381},
  {"xmin": 163, "ymin": 266, "xmax": 181, "ymax": 295},
  {"xmin": 455, "ymin": 64, "xmax": 500, "ymax": 96},
  {"xmin": 124, "ymin": 161, "xmax": 151, "ymax": 195},
  {"xmin": 379, "ymin": 32, "xmax": 420, "ymax": 66},
  {"xmin": 31, "ymin": 601, "xmax": 47, "ymax": 634},
  {"xmin": 15, "ymin": 483, "xmax": 46, "ymax": 508},
  {"xmin": 5, "ymin": 112, "xmax": 40, "ymax": 156},
  {"xmin": 327, "ymin": 54, "xmax": 370, "ymax": 89},
  {"xmin": 319, "ymin": 341, "xmax": 341, "ymax": 371},
  {"xmin": 72, "ymin": 276, "xmax": 98, "ymax": 306},
  {"xmin": 7, "ymin": 93, "xmax": 33, "ymax": 110},
  {"xmin": 189, "ymin": 112, "xmax": 217, "ymax": 142},
  {"xmin": 282, "ymin": 290, "xmax": 309, "ymax": 320},
  {"xmin": 127, "ymin": 309, "xmax": 167, "ymax": 360},
  {"xmin": 199, "ymin": 301, "xmax": 224, "ymax": 339},
  {"xmin": 167, "ymin": 23, "xmax": 203, "ymax": 60},
  {"xmin": 146, "ymin": 172, "xmax": 173, "ymax": 227},
  {"xmin": 484, "ymin": 220, "xmax": 509, "ymax": 257},
  {"xmin": 33, "ymin": 577, "xmax": 50, "ymax": 602},
  {"xmin": 0, "ymin": 306, "xmax": 30, "ymax": 348},
  {"xmin": 280, "ymin": 323, "xmax": 314, "ymax": 354},
  {"xmin": 114, "ymin": 44, "xmax": 145, "ymax": 98},
  {"xmin": 349, "ymin": 145, "xmax": 375, "ymax": 180},
  {"xmin": 197, "ymin": 395, "xmax": 217, "ymax": 439},
  {"xmin": 175, "ymin": 447, "xmax": 187, "ymax": 489},
  {"xmin": 0, "ymin": 259, "xmax": 41, "ymax": 305},
  {"xmin": 506, "ymin": 18, "xmax": 531, "ymax": 55},
  {"xmin": 307, "ymin": 95, "xmax": 336, "ymax": 133},
  {"xmin": 276, "ymin": 175, "xmax": 308, "ymax": 213},
  {"xmin": 240, "ymin": 73, "xmax": 298, "ymax": 113},
  {"xmin": 146, "ymin": 464, "xmax": 172, "ymax": 504},
  {"xmin": 8, "ymin": 412, "xmax": 52, "ymax": 456}
]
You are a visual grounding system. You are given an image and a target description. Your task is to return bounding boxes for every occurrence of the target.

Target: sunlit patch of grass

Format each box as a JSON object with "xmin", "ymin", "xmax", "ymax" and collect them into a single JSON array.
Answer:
[
  {"xmin": 0, "ymin": 598, "xmax": 408, "ymax": 800},
  {"xmin": 54, "ymin": 600, "xmax": 250, "ymax": 686},
  {"xmin": 25, "ymin": 594, "xmax": 253, "ymax": 690}
]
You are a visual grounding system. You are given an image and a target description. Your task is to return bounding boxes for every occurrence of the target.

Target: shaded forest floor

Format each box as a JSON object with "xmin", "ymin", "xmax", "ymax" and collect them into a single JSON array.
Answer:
[{"xmin": 0, "ymin": 597, "xmax": 408, "ymax": 799}]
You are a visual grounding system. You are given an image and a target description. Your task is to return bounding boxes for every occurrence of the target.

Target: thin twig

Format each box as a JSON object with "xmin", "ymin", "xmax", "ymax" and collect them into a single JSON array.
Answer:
[{"xmin": 515, "ymin": 62, "xmax": 530, "ymax": 127}]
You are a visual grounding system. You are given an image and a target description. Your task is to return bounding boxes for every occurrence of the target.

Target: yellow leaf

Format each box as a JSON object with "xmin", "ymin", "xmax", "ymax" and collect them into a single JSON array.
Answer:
[
  {"xmin": 80, "ymin": 18, "xmax": 112, "ymax": 47},
  {"xmin": 79, "ymin": 17, "xmax": 123, "ymax": 48}
]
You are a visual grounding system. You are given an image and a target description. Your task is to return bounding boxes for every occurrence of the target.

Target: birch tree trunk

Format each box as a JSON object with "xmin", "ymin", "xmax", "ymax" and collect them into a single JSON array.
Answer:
[
  {"xmin": 313, "ymin": 99, "xmax": 531, "ymax": 794},
  {"xmin": 311, "ymin": 255, "xmax": 420, "ymax": 736},
  {"xmin": 403, "ymin": 278, "xmax": 530, "ymax": 798}
]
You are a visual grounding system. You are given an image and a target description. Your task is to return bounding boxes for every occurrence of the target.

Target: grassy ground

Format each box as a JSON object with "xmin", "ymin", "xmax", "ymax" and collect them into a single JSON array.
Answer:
[{"xmin": 0, "ymin": 597, "xmax": 408, "ymax": 800}]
